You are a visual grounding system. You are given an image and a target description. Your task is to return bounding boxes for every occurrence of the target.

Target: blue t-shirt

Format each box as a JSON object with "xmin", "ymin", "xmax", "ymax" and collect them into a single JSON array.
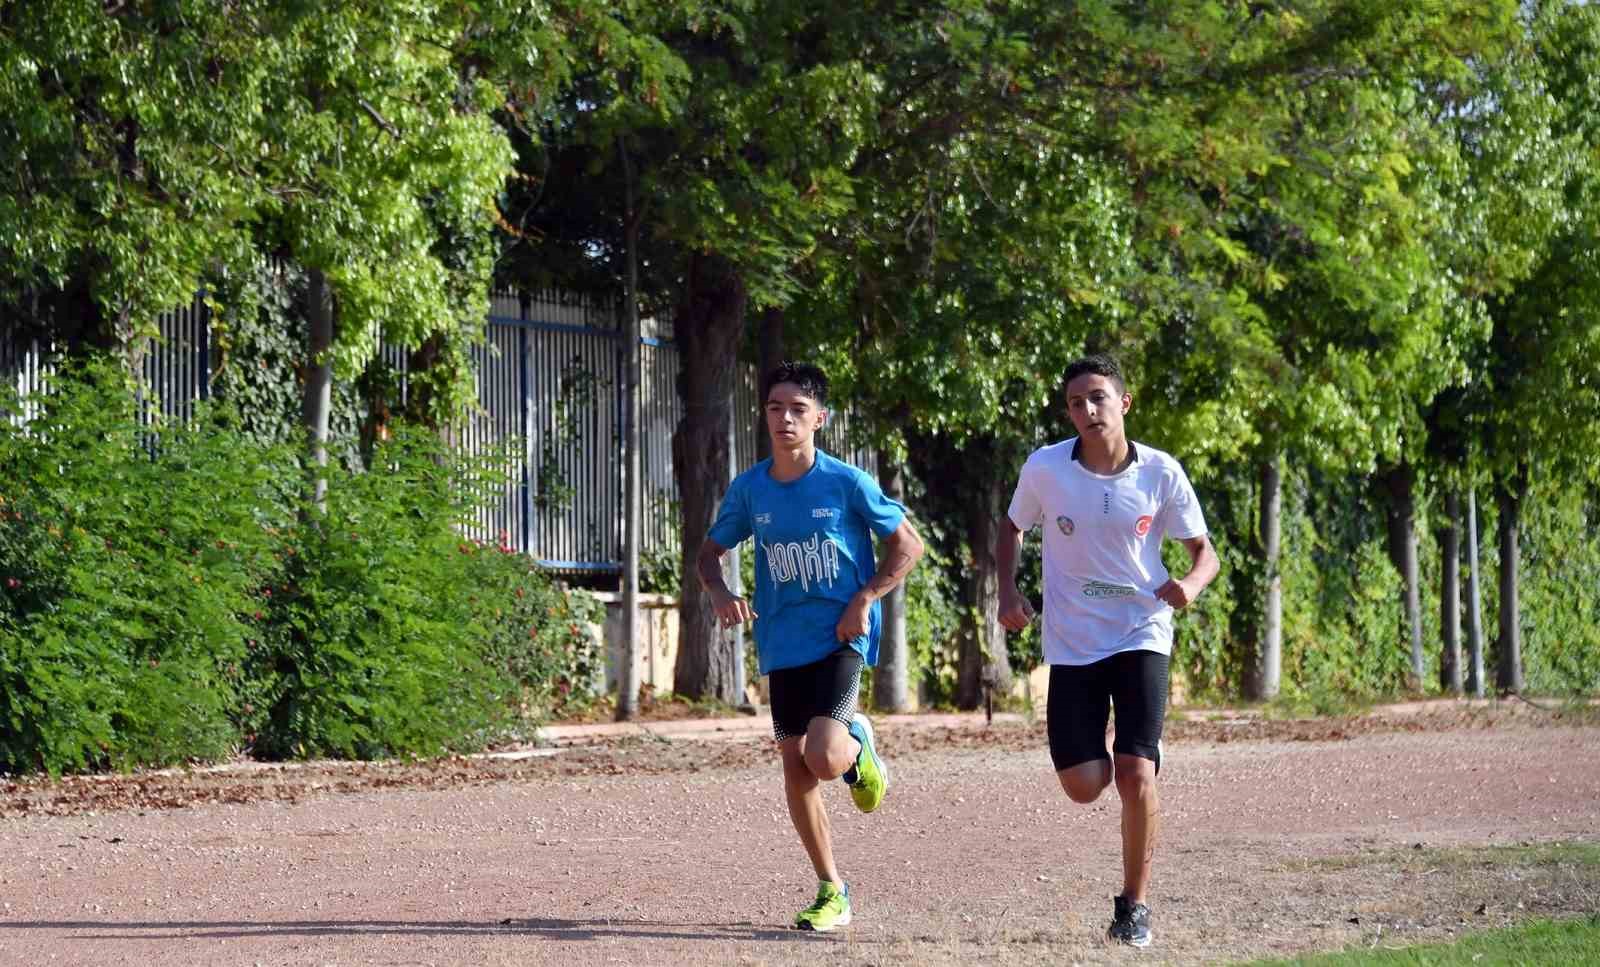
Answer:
[{"xmin": 706, "ymin": 450, "xmax": 906, "ymax": 675}]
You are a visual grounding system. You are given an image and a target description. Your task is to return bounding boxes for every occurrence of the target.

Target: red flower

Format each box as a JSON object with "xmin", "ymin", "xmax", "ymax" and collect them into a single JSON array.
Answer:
[{"xmin": 4, "ymin": 577, "xmax": 19, "ymax": 589}]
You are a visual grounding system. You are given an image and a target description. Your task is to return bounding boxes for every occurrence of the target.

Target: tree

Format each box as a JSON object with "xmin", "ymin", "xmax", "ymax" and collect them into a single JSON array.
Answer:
[
  {"xmin": 1, "ymin": 1, "xmax": 605, "ymax": 483},
  {"xmin": 1109, "ymin": 3, "xmax": 1518, "ymax": 700},
  {"xmin": 1430, "ymin": 1, "xmax": 1600, "ymax": 693},
  {"xmin": 504, "ymin": 2, "xmax": 889, "ymax": 702},
  {"xmin": 2, "ymin": 2, "xmax": 271, "ymax": 359}
]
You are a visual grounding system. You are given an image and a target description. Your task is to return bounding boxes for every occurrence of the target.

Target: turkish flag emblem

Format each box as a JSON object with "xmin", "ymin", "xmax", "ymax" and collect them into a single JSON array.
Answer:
[{"xmin": 1134, "ymin": 515, "xmax": 1153, "ymax": 537}]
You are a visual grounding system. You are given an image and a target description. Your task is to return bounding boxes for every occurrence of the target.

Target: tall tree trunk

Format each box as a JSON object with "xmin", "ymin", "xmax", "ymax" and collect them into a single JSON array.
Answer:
[
  {"xmin": 1379, "ymin": 463, "xmax": 1425, "ymax": 690},
  {"xmin": 955, "ymin": 458, "xmax": 1011, "ymax": 709},
  {"xmin": 1438, "ymin": 488, "xmax": 1463, "ymax": 695},
  {"xmin": 302, "ymin": 268, "xmax": 334, "ymax": 510},
  {"xmin": 672, "ymin": 251, "xmax": 746, "ymax": 703},
  {"xmin": 1465, "ymin": 487, "xmax": 1486, "ymax": 698},
  {"xmin": 754, "ymin": 306, "xmax": 785, "ymax": 463},
  {"xmin": 1494, "ymin": 467, "xmax": 1528, "ymax": 694},
  {"xmin": 1244, "ymin": 453, "xmax": 1283, "ymax": 701},
  {"xmin": 873, "ymin": 453, "xmax": 912, "ymax": 712}
]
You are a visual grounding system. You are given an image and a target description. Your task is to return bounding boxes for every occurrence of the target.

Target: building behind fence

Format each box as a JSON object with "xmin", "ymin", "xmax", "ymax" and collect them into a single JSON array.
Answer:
[{"xmin": 1, "ymin": 288, "xmax": 874, "ymax": 581}]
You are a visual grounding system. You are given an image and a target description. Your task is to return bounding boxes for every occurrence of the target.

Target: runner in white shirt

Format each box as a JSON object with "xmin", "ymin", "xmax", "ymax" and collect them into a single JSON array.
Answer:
[{"xmin": 996, "ymin": 354, "xmax": 1220, "ymax": 950}]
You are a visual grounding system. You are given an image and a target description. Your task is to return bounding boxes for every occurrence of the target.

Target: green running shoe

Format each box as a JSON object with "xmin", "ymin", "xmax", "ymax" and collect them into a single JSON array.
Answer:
[
  {"xmin": 794, "ymin": 880, "xmax": 851, "ymax": 932},
  {"xmin": 844, "ymin": 712, "xmax": 888, "ymax": 813}
]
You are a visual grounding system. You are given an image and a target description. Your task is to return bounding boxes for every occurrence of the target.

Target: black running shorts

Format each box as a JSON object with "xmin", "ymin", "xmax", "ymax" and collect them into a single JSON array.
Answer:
[
  {"xmin": 1046, "ymin": 649, "xmax": 1169, "ymax": 771},
  {"xmin": 768, "ymin": 648, "xmax": 863, "ymax": 742}
]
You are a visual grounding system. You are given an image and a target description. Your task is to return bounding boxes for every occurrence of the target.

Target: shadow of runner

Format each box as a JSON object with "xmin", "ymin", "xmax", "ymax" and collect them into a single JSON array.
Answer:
[{"xmin": 3, "ymin": 918, "xmax": 837, "ymax": 944}]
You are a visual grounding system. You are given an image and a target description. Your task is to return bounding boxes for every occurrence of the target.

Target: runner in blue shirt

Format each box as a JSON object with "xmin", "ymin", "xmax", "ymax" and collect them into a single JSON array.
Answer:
[{"xmin": 697, "ymin": 361, "xmax": 924, "ymax": 933}]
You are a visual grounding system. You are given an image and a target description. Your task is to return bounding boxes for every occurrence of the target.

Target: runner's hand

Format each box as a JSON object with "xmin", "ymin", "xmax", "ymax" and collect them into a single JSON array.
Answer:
[
  {"xmin": 1153, "ymin": 577, "xmax": 1196, "ymax": 609},
  {"xmin": 711, "ymin": 591, "xmax": 757, "ymax": 628},
  {"xmin": 998, "ymin": 585, "xmax": 1035, "ymax": 632},
  {"xmin": 835, "ymin": 594, "xmax": 871, "ymax": 641}
]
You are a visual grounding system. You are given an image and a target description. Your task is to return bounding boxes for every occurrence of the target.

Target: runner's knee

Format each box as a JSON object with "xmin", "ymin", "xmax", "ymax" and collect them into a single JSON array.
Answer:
[
  {"xmin": 803, "ymin": 738, "xmax": 851, "ymax": 779},
  {"xmin": 1113, "ymin": 754, "xmax": 1157, "ymax": 800},
  {"xmin": 1058, "ymin": 761, "xmax": 1111, "ymax": 803}
]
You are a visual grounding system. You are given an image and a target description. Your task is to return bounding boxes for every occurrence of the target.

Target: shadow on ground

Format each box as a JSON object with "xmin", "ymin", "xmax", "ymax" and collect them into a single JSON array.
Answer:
[{"xmin": 4, "ymin": 917, "xmax": 823, "ymax": 944}]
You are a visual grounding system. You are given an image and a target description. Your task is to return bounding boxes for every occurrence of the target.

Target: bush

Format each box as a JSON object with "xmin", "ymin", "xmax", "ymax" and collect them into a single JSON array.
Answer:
[
  {"xmin": 1, "ymin": 356, "xmax": 605, "ymax": 774},
  {"xmin": 0, "ymin": 360, "xmax": 292, "ymax": 774},
  {"xmin": 243, "ymin": 429, "xmax": 506, "ymax": 759},
  {"xmin": 462, "ymin": 535, "xmax": 604, "ymax": 724}
]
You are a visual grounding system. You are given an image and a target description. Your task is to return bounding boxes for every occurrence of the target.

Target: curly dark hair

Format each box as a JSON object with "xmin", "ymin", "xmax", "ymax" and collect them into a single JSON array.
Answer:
[
  {"xmin": 1063, "ymin": 353, "xmax": 1126, "ymax": 394},
  {"xmin": 761, "ymin": 361, "xmax": 829, "ymax": 406}
]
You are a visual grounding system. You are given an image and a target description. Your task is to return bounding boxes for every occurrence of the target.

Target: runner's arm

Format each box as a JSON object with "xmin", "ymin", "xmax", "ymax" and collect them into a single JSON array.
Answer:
[
  {"xmin": 836, "ymin": 518, "xmax": 925, "ymax": 640},
  {"xmin": 996, "ymin": 517, "xmax": 1034, "ymax": 631},
  {"xmin": 697, "ymin": 538, "xmax": 757, "ymax": 627},
  {"xmin": 1153, "ymin": 533, "xmax": 1219, "ymax": 609}
]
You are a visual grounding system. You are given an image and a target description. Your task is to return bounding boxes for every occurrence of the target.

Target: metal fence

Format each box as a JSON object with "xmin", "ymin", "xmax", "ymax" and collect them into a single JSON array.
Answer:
[{"xmin": 2, "ymin": 289, "xmax": 874, "ymax": 577}]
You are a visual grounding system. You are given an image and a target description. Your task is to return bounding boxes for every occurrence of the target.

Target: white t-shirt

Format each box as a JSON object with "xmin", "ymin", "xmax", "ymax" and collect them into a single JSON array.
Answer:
[{"xmin": 1006, "ymin": 438, "xmax": 1208, "ymax": 666}]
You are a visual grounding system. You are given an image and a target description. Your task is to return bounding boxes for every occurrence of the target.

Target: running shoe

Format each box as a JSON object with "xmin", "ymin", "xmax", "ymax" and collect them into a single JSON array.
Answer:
[
  {"xmin": 1107, "ymin": 894, "xmax": 1152, "ymax": 947},
  {"xmin": 843, "ymin": 713, "xmax": 887, "ymax": 813},
  {"xmin": 794, "ymin": 880, "xmax": 851, "ymax": 932}
]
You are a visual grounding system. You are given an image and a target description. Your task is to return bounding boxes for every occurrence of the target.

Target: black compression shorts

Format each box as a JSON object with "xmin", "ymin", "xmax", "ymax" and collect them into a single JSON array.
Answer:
[
  {"xmin": 768, "ymin": 648, "xmax": 863, "ymax": 742},
  {"xmin": 1046, "ymin": 649, "xmax": 1169, "ymax": 772}
]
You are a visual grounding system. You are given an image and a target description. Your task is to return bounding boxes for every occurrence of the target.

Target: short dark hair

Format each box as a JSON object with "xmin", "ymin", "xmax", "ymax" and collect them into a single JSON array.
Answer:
[
  {"xmin": 762, "ymin": 361, "xmax": 829, "ymax": 406},
  {"xmin": 1063, "ymin": 353, "xmax": 1126, "ymax": 394}
]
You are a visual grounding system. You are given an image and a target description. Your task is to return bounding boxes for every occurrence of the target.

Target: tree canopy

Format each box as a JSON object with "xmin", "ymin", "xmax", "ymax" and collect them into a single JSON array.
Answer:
[{"xmin": 6, "ymin": 0, "xmax": 1598, "ymax": 707}]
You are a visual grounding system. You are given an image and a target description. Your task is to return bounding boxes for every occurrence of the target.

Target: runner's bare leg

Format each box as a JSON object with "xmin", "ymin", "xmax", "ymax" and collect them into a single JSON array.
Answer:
[
  {"xmin": 1114, "ymin": 753, "xmax": 1158, "ymax": 903},
  {"xmin": 780, "ymin": 718, "xmax": 859, "ymax": 885}
]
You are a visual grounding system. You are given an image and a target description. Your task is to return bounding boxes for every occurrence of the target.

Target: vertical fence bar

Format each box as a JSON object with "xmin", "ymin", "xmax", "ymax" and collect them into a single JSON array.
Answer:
[{"xmin": 519, "ymin": 323, "xmax": 533, "ymax": 556}]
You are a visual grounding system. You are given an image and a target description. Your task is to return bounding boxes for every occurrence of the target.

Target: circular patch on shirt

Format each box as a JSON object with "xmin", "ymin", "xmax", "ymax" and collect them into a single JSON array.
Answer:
[
  {"xmin": 1056, "ymin": 515, "xmax": 1075, "ymax": 536},
  {"xmin": 1134, "ymin": 515, "xmax": 1153, "ymax": 537}
]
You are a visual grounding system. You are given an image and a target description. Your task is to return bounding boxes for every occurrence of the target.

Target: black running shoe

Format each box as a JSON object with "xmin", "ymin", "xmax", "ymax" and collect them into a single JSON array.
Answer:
[{"xmin": 1107, "ymin": 895, "xmax": 1152, "ymax": 947}]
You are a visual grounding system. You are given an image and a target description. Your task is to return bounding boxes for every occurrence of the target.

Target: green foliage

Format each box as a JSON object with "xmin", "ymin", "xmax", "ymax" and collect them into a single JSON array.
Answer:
[
  {"xmin": 206, "ymin": 260, "xmax": 374, "ymax": 456},
  {"xmin": 1278, "ymin": 474, "xmax": 1415, "ymax": 701},
  {"xmin": 6, "ymin": 0, "xmax": 1600, "ymax": 723},
  {"xmin": 1508, "ymin": 483, "xmax": 1600, "ymax": 695},
  {"xmin": 0, "ymin": 359, "xmax": 602, "ymax": 774},
  {"xmin": 1171, "ymin": 464, "xmax": 1600, "ymax": 705},
  {"xmin": 639, "ymin": 490, "xmax": 685, "ymax": 596},
  {"xmin": 464, "ymin": 538, "xmax": 605, "ymax": 724},
  {"xmin": 2, "ymin": 0, "xmax": 619, "ymax": 416},
  {"xmin": 1168, "ymin": 494, "xmax": 1243, "ymax": 701},
  {"xmin": 241, "ymin": 427, "xmax": 593, "ymax": 760},
  {"xmin": 0, "ymin": 360, "xmax": 292, "ymax": 774},
  {"xmin": 899, "ymin": 520, "xmax": 967, "ymax": 708},
  {"xmin": 1179, "ymin": 466, "xmax": 1415, "ymax": 704}
]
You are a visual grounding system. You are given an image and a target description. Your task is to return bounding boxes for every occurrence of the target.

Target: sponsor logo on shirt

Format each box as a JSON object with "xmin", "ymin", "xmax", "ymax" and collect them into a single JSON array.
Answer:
[
  {"xmin": 763, "ymin": 533, "xmax": 842, "ymax": 592},
  {"xmin": 755, "ymin": 513, "xmax": 772, "ymax": 525},
  {"xmin": 1056, "ymin": 515, "xmax": 1075, "ymax": 536},
  {"xmin": 811, "ymin": 507, "xmax": 838, "ymax": 519},
  {"xmin": 1082, "ymin": 579, "xmax": 1139, "ymax": 599},
  {"xmin": 1134, "ymin": 515, "xmax": 1153, "ymax": 537}
]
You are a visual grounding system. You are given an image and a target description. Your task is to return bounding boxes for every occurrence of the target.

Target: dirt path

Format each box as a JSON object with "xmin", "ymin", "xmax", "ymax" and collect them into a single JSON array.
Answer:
[{"xmin": 2, "ymin": 705, "xmax": 1597, "ymax": 966}]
